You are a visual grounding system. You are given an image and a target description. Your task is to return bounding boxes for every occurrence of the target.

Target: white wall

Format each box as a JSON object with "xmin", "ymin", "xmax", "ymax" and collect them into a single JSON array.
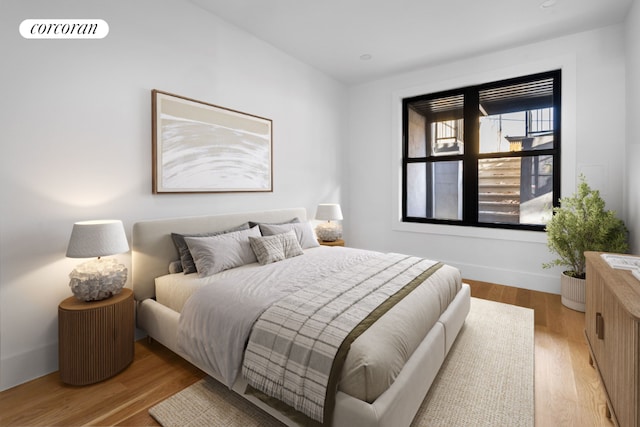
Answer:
[
  {"xmin": 626, "ymin": 0, "xmax": 640, "ymax": 254},
  {"xmin": 0, "ymin": 0, "xmax": 347, "ymax": 391},
  {"xmin": 346, "ymin": 25, "xmax": 628, "ymax": 293},
  {"xmin": 1, "ymin": 0, "xmax": 635, "ymax": 393}
]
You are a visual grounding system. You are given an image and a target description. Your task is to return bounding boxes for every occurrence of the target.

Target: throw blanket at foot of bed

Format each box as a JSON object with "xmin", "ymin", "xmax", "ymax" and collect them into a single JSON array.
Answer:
[{"xmin": 242, "ymin": 254, "xmax": 443, "ymax": 424}]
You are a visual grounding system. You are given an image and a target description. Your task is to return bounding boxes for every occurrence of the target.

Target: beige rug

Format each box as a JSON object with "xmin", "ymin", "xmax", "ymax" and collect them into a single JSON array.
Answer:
[{"xmin": 149, "ymin": 297, "xmax": 534, "ymax": 426}]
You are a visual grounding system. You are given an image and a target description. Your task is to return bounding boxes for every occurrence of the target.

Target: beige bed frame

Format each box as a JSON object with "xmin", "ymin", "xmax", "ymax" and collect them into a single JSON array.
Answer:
[{"xmin": 132, "ymin": 208, "xmax": 470, "ymax": 427}]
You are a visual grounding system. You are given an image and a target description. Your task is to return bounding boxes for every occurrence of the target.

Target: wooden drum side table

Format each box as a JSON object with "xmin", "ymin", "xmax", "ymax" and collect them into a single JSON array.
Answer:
[{"xmin": 58, "ymin": 288, "xmax": 134, "ymax": 385}]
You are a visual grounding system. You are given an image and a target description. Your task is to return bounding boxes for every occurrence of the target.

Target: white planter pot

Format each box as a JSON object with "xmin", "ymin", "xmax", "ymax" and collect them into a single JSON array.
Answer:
[{"xmin": 561, "ymin": 272, "xmax": 586, "ymax": 312}]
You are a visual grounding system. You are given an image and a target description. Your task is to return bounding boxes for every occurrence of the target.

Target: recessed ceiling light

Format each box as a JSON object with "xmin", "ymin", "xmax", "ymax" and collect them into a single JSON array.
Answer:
[
  {"xmin": 540, "ymin": 0, "xmax": 557, "ymax": 9},
  {"xmin": 359, "ymin": 53, "xmax": 372, "ymax": 61}
]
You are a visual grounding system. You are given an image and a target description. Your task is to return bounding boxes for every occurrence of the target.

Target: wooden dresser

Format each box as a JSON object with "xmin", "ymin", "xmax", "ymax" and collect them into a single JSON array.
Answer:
[{"xmin": 584, "ymin": 252, "xmax": 640, "ymax": 427}]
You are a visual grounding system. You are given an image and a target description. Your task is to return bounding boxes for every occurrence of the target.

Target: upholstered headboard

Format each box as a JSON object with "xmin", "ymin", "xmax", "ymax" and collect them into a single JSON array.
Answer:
[{"xmin": 131, "ymin": 207, "xmax": 307, "ymax": 301}]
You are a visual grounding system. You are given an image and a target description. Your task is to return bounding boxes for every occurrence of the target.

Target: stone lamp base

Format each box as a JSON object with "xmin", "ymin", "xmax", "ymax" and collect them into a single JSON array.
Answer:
[
  {"xmin": 315, "ymin": 221, "xmax": 342, "ymax": 242},
  {"xmin": 69, "ymin": 258, "xmax": 128, "ymax": 302}
]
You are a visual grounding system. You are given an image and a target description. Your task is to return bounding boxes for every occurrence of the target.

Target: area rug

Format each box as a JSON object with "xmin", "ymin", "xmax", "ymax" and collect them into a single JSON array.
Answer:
[{"xmin": 149, "ymin": 297, "xmax": 534, "ymax": 427}]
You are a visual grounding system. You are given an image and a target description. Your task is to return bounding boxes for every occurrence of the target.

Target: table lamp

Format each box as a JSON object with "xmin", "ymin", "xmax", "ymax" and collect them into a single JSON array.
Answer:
[
  {"xmin": 315, "ymin": 203, "xmax": 343, "ymax": 242},
  {"xmin": 66, "ymin": 219, "xmax": 129, "ymax": 302}
]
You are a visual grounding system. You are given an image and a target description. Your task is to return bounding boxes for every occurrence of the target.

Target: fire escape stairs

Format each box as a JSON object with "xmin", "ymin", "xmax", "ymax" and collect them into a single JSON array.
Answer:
[{"xmin": 478, "ymin": 157, "xmax": 521, "ymax": 223}]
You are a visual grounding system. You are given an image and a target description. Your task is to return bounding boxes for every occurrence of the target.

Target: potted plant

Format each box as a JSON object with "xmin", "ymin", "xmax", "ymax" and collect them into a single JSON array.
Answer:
[{"xmin": 543, "ymin": 176, "xmax": 628, "ymax": 311}]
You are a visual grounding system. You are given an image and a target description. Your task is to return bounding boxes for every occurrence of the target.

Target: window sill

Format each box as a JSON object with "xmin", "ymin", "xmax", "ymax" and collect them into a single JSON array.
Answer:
[{"xmin": 391, "ymin": 219, "xmax": 547, "ymax": 244}]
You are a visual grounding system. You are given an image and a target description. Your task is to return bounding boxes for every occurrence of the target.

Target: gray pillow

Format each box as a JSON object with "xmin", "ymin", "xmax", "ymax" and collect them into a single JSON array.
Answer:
[
  {"xmin": 171, "ymin": 222, "xmax": 250, "ymax": 274},
  {"xmin": 184, "ymin": 226, "xmax": 261, "ymax": 277},
  {"xmin": 249, "ymin": 230, "xmax": 304, "ymax": 265},
  {"xmin": 259, "ymin": 221, "xmax": 320, "ymax": 249},
  {"xmin": 248, "ymin": 217, "xmax": 300, "ymax": 229}
]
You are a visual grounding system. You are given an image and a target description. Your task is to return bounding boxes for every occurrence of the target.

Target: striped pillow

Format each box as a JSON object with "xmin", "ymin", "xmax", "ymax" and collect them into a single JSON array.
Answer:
[{"xmin": 249, "ymin": 230, "xmax": 304, "ymax": 265}]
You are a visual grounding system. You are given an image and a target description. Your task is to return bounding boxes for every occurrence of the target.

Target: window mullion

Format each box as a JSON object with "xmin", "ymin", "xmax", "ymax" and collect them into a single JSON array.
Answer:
[{"xmin": 463, "ymin": 89, "xmax": 479, "ymax": 224}]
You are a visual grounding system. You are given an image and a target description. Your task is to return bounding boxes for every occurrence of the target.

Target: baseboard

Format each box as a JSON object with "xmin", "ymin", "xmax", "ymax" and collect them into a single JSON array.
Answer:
[
  {"xmin": 1, "ymin": 342, "xmax": 58, "ymax": 392},
  {"xmin": 456, "ymin": 261, "xmax": 561, "ymax": 295}
]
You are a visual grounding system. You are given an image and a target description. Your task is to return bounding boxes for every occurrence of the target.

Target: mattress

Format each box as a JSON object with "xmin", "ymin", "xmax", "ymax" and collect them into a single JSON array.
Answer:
[{"xmin": 155, "ymin": 246, "xmax": 462, "ymax": 402}]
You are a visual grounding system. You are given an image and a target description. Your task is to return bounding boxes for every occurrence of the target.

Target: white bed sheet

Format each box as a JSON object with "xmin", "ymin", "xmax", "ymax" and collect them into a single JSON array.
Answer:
[{"xmin": 156, "ymin": 260, "xmax": 260, "ymax": 313}]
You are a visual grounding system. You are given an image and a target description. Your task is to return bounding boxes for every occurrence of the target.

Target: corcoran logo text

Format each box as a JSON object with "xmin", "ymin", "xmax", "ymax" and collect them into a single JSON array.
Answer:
[{"xmin": 19, "ymin": 19, "xmax": 109, "ymax": 39}]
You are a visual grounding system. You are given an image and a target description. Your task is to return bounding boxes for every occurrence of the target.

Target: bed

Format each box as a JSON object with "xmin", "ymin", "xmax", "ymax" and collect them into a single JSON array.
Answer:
[{"xmin": 132, "ymin": 208, "xmax": 470, "ymax": 427}]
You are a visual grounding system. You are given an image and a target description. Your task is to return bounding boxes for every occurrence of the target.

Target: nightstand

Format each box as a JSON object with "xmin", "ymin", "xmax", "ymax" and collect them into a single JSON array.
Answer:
[
  {"xmin": 58, "ymin": 288, "xmax": 134, "ymax": 385},
  {"xmin": 319, "ymin": 239, "xmax": 345, "ymax": 247}
]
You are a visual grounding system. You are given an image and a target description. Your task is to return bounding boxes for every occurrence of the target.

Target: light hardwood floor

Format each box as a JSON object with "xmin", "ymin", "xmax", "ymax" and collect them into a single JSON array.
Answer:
[{"xmin": 0, "ymin": 280, "xmax": 612, "ymax": 426}]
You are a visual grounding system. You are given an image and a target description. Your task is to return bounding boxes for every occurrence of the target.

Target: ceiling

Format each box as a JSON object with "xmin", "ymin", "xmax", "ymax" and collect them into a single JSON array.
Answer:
[{"xmin": 191, "ymin": 0, "xmax": 634, "ymax": 84}]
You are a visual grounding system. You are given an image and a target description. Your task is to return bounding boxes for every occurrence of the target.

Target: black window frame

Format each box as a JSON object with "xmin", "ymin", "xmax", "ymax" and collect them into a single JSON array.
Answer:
[{"xmin": 401, "ymin": 70, "xmax": 561, "ymax": 232}]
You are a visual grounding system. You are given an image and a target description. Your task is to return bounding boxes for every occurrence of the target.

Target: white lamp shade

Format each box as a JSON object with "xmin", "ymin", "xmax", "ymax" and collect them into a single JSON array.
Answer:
[
  {"xmin": 66, "ymin": 220, "xmax": 129, "ymax": 258},
  {"xmin": 315, "ymin": 204, "xmax": 343, "ymax": 221}
]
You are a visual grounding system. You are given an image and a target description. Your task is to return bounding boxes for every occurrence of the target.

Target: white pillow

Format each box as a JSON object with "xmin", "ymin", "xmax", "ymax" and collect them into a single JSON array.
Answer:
[
  {"xmin": 249, "ymin": 230, "xmax": 304, "ymax": 265},
  {"xmin": 184, "ymin": 226, "xmax": 261, "ymax": 277},
  {"xmin": 259, "ymin": 221, "xmax": 320, "ymax": 249}
]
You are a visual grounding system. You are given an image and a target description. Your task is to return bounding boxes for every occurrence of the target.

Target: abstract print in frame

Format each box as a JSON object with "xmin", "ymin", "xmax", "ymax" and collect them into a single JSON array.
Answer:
[{"xmin": 152, "ymin": 90, "xmax": 272, "ymax": 193}]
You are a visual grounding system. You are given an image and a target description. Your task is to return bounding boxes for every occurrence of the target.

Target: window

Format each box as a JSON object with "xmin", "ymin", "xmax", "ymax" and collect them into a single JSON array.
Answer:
[{"xmin": 402, "ymin": 70, "xmax": 561, "ymax": 231}]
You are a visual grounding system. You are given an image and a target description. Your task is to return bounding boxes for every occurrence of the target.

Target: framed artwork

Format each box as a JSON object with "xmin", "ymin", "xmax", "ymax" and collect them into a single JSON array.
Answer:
[{"xmin": 152, "ymin": 90, "xmax": 273, "ymax": 193}]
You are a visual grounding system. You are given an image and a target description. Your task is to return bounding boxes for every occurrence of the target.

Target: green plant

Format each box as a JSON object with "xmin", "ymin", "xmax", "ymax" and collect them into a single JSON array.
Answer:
[{"xmin": 543, "ymin": 176, "xmax": 628, "ymax": 278}]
